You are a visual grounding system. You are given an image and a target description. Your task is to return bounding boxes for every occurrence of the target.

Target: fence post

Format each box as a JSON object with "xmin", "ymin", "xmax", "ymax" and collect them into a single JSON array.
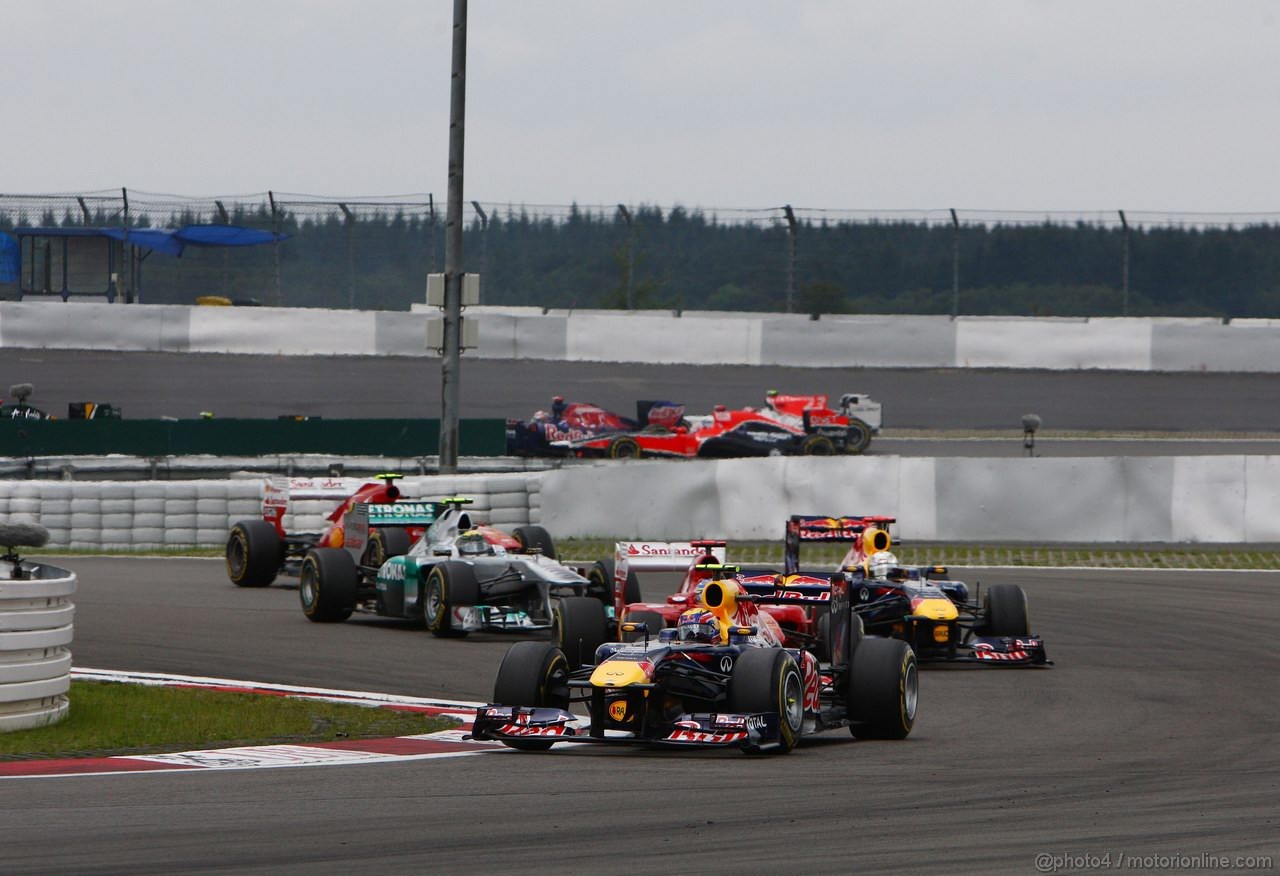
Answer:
[
  {"xmin": 783, "ymin": 205, "xmax": 797, "ymax": 314},
  {"xmin": 950, "ymin": 208, "xmax": 960, "ymax": 317},
  {"xmin": 268, "ymin": 191, "xmax": 283, "ymax": 307}
]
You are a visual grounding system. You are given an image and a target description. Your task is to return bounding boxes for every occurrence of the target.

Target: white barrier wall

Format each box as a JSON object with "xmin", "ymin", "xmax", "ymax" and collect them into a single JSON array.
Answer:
[
  {"xmin": 0, "ymin": 455, "xmax": 1277, "ymax": 546},
  {"xmin": 0, "ymin": 562, "xmax": 76, "ymax": 732},
  {"xmin": 8, "ymin": 301, "xmax": 1280, "ymax": 371}
]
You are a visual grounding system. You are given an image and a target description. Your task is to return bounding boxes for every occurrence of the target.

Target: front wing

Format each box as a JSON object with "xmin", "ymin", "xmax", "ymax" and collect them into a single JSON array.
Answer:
[{"xmin": 469, "ymin": 706, "xmax": 783, "ymax": 751}]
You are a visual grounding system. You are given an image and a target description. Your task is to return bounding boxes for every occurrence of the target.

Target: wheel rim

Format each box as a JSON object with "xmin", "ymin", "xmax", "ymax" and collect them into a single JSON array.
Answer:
[
  {"xmin": 783, "ymin": 668, "xmax": 803, "ymax": 731},
  {"xmin": 424, "ymin": 573, "xmax": 444, "ymax": 623},
  {"xmin": 903, "ymin": 660, "xmax": 918, "ymax": 721},
  {"xmin": 228, "ymin": 534, "xmax": 247, "ymax": 577},
  {"xmin": 300, "ymin": 564, "xmax": 317, "ymax": 609}
]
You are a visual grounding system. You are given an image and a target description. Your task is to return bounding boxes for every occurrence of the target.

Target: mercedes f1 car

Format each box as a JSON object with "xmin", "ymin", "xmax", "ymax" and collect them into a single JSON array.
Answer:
[
  {"xmin": 554, "ymin": 391, "xmax": 880, "ymax": 459},
  {"xmin": 799, "ymin": 514, "xmax": 1050, "ymax": 665},
  {"xmin": 506, "ymin": 397, "xmax": 684, "ymax": 456},
  {"xmin": 298, "ymin": 497, "xmax": 599, "ymax": 638},
  {"xmin": 470, "ymin": 566, "xmax": 918, "ymax": 754},
  {"xmin": 225, "ymin": 474, "xmax": 554, "ymax": 588}
]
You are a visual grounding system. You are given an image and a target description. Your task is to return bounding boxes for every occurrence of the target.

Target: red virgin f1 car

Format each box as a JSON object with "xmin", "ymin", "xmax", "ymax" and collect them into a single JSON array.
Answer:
[{"xmin": 553, "ymin": 391, "xmax": 880, "ymax": 459}]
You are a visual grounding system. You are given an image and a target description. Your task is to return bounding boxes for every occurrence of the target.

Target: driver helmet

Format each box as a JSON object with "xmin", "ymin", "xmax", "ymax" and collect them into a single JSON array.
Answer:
[
  {"xmin": 457, "ymin": 529, "xmax": 494, "ymax": 557},
  {"xmin": 867, "ymin": 551, "xmax": 899, "ymax": 580},
  {"xmin": 676, "ymin": 609, "xmax": 722, "ymax": 644}
]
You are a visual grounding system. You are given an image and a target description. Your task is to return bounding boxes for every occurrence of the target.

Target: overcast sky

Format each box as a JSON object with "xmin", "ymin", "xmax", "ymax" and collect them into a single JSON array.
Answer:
[{"xmin": 5, "ymin": 1, "xmax": 1278, "ymax": 215}]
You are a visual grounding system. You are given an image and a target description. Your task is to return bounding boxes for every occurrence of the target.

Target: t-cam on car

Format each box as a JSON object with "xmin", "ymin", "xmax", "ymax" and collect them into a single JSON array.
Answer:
[
  {"xmin": 470, "ymin": 566, "xmax": 918, "ymax": 755},
  {"xmin": 799, "ymin": 514, "xmax": 1049, "ymax": 665}
]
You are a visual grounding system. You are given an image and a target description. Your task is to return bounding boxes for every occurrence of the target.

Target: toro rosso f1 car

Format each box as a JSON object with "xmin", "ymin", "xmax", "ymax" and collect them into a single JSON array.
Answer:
[
  {"xmin": 796, "ymin": 514, "xmax": 1050, "ymax": 666},
  {"xmin": 555, "ymin": 391, "xmax": 880, "ymax": 459},
  {"xmin": 470, "ymin": 566, "xmax": 917, "ymax": 754},
  {"xmin": 506, "ymin": 398, "xmax": 684, "ymax": 457},
  {"xmin": 298, "ymin": 497, "xmax": 598, "ymax": 638}
]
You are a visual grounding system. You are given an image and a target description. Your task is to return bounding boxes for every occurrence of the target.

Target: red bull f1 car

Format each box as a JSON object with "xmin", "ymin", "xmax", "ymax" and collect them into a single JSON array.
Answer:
[
  {"xmin": 506, "ymin": 398, "xmax": 684, "ymax": 456},
  {"xmin": 470, "ymin": 567, "xmax": 918, "ymax": 754},
  {"xmin": 554, "ymin": 391, "xmax": 880, "ymax": 459},
  {"xmin": 795, "ymin": 515, "xmax": 1050, "ymax": 666}
]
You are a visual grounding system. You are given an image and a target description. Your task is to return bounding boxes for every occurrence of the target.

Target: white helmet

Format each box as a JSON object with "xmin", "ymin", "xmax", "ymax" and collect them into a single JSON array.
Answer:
[{"xmin": 868, "ymin": 551, "xmax": 898, "ymax": 579}]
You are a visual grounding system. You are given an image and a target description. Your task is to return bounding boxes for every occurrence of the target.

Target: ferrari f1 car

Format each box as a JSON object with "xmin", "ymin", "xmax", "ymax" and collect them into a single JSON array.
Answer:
[
  {"xmin": 554, "ymin": 391, "xmax": 880, "ymax": 459},
  {"xmin": 506, "ymin": 397, "xmax": 684, "ymax": 456},
  {"xmin": 470, "ymin": 566, "xmax": 918, "ymax": 754},
  {"xmin": 798, "ymin": 514, "xmax": 1050, "ymax": 665},
  {"xmin": 298, "ymin": 497, "xmax": 598, "ymax": 638},
  {"xmin": 225, "ymin": 474, "xmax": 554, "ymax": 588}
]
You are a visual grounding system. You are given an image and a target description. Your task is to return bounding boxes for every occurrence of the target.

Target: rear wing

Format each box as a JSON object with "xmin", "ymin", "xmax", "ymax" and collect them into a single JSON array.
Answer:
[
  {"xmin": 783, "ymin": 515, "xmax": 896, "ymax": 576},
  {"xmin": 613, "ymin": 540, "xmax": 726, "ymax": 617}
]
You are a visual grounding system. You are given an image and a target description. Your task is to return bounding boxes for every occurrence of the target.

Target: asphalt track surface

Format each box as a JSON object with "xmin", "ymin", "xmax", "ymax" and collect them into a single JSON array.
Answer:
[
  {"xmin": 4, "ymin": 557, "xmax": 1277, "ymax": 874},
  {"xmin": 8, "ymin": 348, "xmax": 1280, "ymax": 434}
]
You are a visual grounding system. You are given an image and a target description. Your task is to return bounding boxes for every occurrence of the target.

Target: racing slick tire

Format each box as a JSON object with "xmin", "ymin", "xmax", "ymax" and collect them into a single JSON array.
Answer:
[
  {"xmin": 424, "ymin": 562, "xmax": 481, "ymax": 638},
  {"xmin": 587, "ymin": 558, "xmax": 641, "ymax": 607},
  {"xmin": 983, "ymin": 583, "xmax": 1030, "ymax": 636},
  {"xmin": 843, "ymin": 417, "xmax": 873, "ymax": 455},
  {"xmin": 608, "ymin": 436, "xmax": 643, "ymax": 460},
  {"xmin": 552, "ymin": 596, "xmax": 609, "ymax": 669},
  {"xmin": 727, "ymin": 649, "xmax": 804, "ymax": 754},
  {"xmin": 799, "ymin": 434, "xmax": 837, "ymax": 456},
  {"xmin": 492, "ymin": 642, "xmax": 571, "ymax": 751},
  {"xmin": 620, "ymin": 609, "xmax": 666, "ymax": 644},
  {"xmin": 299, "ymin": 548, "xmax": 358, "ymax": 623},
  {"xmin": 226, "ymin": 519, "xmax": 283, "ymax": 588},
  {"xmin": 848, "ymin": 637, "xmax": 917, "ymax": 740},
  {"xmin": 362, "ymin": 527, "xmax": 412, "ymax": 569},
  {"xmin": 513, "ymin": 525, "xmax": 557, "ymax": 561}
]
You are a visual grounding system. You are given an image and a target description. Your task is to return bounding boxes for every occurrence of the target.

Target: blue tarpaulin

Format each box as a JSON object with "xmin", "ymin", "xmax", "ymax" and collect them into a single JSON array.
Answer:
[
  {"xmin": 98, "ymin": 224, "xmax": 287, "ymax": 256},
  {"xmin": 0, "ymin": 232, "xmax": 17, "ymax": 282}
]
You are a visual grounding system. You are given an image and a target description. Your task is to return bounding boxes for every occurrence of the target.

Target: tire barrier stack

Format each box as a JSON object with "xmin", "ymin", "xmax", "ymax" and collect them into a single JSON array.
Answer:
[
  {"xmin": 0, "ymin": 524, "xmax": 76, "ymax": 732},
  {"xmin": 0, "ymin": 475, "xmax": 539, "ymax": 550}
]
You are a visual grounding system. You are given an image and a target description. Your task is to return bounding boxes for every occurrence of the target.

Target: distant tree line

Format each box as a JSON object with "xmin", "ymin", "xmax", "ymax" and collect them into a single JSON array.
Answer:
[{"xmin": 5, "ymin": 204, "xmax": 1280, "ymax": 317}]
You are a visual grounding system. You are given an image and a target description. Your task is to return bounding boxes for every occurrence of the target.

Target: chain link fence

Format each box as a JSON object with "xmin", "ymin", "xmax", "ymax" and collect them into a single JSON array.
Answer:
[{"xmin": 3, "ymin": 190, "xmax": 1279, "ymax": 315}]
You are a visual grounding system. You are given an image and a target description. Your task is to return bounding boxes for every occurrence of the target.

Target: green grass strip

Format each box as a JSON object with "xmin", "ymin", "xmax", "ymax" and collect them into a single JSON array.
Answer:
[{"xmin": 0, "ymin": 681, "xmax": 456, "ymax": 761}]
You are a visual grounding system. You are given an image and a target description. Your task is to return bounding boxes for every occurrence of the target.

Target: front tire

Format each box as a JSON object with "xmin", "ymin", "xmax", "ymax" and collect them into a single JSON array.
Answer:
[
  {"xmin": 424, "ymin": 562, "xmax": 481, "ymax": 638},
  {"xmin": 492, "ymin": 642, "xmax": 571, "ymax": 751},
  {"xmin": 727, "ymin": 649, "xmax": 804, "ymax": 754},
  {"xmin": 844, "ymin": 417, "xmax": 873, "ymax": 455},
  {"xmin": 984, "ymin": 584, "xmax": 1030, "ymax": 636},
  {"xmin": 588, "ymin": 558, "xmax": 640, "ymax": 606},
  {"xmin": 299, "ymin": 548, "xmax": 358, "ymax": 622},
  {"xmin": 553, "ymin": 596, "xmax": 608, "ymax": 669},
  {"xmin": 363, "ymin": 527, "xmax": 411, "ymax": 568},
  {"xmin": 848, "ymin": 637, "xmax": 917, "ymax": 740},
  {"xmin": 799, "ymin": 434, "xmax": 837, "ymax": 456},
  {"xmin": 608, "ymin": 436, "xmax": 642, "ymax": 459},
  {"xmin": 512, "ymin": 525, "xmax": 557, "ymax": 561},
  {"xmin": 226, "ymin": 520, "xmax": 283, "ymax": 587}
]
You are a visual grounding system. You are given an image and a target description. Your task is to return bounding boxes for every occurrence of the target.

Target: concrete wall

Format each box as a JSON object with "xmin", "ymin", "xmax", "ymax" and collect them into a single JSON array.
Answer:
[{"xmin": 7, "ymin": 301, "xmax": 1280, "ymax": 371}]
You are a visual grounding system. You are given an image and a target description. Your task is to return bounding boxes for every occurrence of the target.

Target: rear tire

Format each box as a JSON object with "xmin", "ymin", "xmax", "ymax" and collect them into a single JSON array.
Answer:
[
  {"xmin": 513, "ymin": 525, "xmax": 557, "ymax": 561},
  {"xmin": 984, "ymin": 584, "xmax": 1030, "ymax": 636},
  {"xmin": 621, "ymin": 609, "xmax": 666, "ymax": 644},
  {"xmin": 608, "ymin": 436, "xmax": 642, "ymax": 459},
  {"xmin": 363, "ymin": 527, "xmax": 411, "ymax": 568},
  {"xmin": 299, "ymin": 548, "xmax": 358, "ymax": 622},
  {"xmin": 844, "ymin": 418, "xmax": 873, "ymax": 455},
  {"xmin": 226, "ymin": 520, "xmax": 283, "ymax": 587},
  {"xmin": 588, "ymin": 558, "xmax": 640, "ymax": 606},
  {"xmin": 553, "ymin": 596, "xmax": 609, "ymax": 669},
  {"xmin": 424, "ymin": 562, "xmax": 480, "ymax": 638},
  {"xmin": 492, "ymin": 642, "xmax": 571, "ymax": 751},
  {"xmin": 848, "ymin": 637, "xmax": 917, "ymax": 740},
  {"xmin": 727, "ymin": 649, "xmax": 804, "ymax": 754},
  {"xmin": 800, "ymin": 434, "xmax": 836, "ymax": 456}
]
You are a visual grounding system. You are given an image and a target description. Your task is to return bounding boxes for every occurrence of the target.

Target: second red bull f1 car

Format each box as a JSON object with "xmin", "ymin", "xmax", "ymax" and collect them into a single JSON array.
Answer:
[{"xmin": 470, "ymin": 567, "xmax": 918, "ymax": 754}]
